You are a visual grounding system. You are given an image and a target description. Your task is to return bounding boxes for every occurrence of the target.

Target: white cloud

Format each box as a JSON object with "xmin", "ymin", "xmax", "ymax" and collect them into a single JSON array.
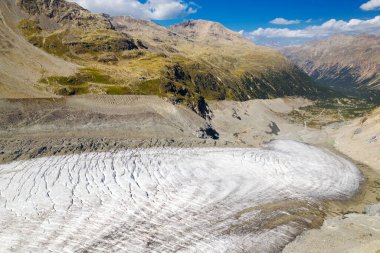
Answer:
[
  {"xmin": 270, "ymin": 18, "xmax": 300, "ymax": 25},
  {"xmin": 248, "ymin": 16, "xmax": 380, "ymax": 45},
  {"xmin": 360, "ymin": 0, "xmax": 380, "ymax": 11},
  {"xmin": 69, "ymin": 0, "xmax": 198, "ymax": 20},
  {"xmin": 251, "ymin": 28, "xmax": 314, "ymax": 38}
]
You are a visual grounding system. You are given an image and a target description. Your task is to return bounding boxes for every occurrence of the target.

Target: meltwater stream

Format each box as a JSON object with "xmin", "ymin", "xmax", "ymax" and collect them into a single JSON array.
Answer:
[{"xmin": 0, "ymin": 140, "xmax": 362, "ymax": 252}]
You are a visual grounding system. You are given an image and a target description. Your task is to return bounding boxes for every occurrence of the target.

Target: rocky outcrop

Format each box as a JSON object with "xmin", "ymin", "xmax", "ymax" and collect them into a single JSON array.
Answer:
[
  {"xmin": 16, "ymin": 0, "xmax": 139, "ymax": 57},
  {"xmin": 195, "ymin": 124, "xmax": 220, "ymax": 139},
  {"xmin": 17, "ymin": 0, "xmax": 113, "ymax": 29}
]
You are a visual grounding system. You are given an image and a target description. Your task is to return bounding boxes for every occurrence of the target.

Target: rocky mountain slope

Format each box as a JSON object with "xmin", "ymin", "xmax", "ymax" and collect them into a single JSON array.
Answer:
[
  {"xmin": 283, "ymin": 34, "xmax": 380, "ymax": 93},
  {"xmin": 0, "ymin": 0, "xmax": 326, "ymax": 106},
  {"xmin": 0, "ymin": 0, "xmax": 77, "ymax": 97},
  {"xmin": 112, "ymin": 16, "xmax": 324, "ymax": 102}
]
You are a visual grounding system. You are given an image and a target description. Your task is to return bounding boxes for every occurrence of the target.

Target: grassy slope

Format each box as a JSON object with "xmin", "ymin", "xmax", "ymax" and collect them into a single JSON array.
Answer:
[{"xmin": 15, "ymin": 2, "xmax": 327, "ymax": 110}]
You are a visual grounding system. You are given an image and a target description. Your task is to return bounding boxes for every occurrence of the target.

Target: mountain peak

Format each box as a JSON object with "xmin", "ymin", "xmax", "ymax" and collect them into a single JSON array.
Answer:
[
  {"xmin": 173, "ymin": 19, "xmax": 224, "ymax": 28},
  {"xmin": 112, "ymin": 15, "xmax": 159, "ymax": 29},
  {"xmin": 170, "ymin": 19, "xmax": 243, "ymax": 41}
]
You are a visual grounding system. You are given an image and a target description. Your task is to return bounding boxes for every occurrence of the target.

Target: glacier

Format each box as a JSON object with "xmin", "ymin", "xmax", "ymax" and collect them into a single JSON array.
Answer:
[{"xmin": 0, "ymin": 140, "xmax": 362, "ymax": 252}]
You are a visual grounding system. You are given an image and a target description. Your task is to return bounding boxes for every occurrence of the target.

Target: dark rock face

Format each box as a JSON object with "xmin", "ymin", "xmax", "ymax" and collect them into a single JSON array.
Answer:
[
  {"xmin": 265, "ymin": 121, "xmax": 280, "ymax": 136},
  {"xmin": 173, "ymin": 64, "xmax": 188, "ymax": 81},
  {"xmin": 196, "ymin": 96, "xmax": 212, "ymax": 120},
  {"xmin": 232, "ymin": 109, "xmax": 241, "ymax": 121},
  {"xmin": 194, "ymin": 73, "xmax": 220, "ymax": 94},
  {"xmin": 196, "ymin": 125, "xmax": 220, "ymax": 140},
  {"xmin": 18, "ymin": 0, "xmax": 40, "ymax": 15}
]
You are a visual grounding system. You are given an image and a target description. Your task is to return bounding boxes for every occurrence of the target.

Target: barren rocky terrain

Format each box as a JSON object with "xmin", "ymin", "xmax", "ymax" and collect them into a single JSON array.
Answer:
[
  {"xmin": 332, "ymin": 106, "xmax": 380, "ymax": 172},
  {"xmin": 0, "ymin": 96, "xmax": 314, "ymax": 163}
]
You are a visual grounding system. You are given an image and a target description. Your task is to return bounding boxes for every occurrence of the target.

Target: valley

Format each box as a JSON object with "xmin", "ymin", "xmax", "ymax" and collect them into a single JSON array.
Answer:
[
  {"xmin": 0, "ymin": 0, "xmax": 379, "ymax": 252},
  {"xmin": 283, "ymin": 34, "xmax": 380, "ymax": 94}
]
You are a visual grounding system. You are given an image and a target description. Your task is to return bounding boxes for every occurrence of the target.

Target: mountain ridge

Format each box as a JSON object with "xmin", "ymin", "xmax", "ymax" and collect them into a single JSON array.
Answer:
[
  {"xmin": 1, "ymin": 0, "xmax": 327, "ymax": 106},
  {"xmin": 283, "ymin": 33, "xmax": 380, "ymax": 93}
]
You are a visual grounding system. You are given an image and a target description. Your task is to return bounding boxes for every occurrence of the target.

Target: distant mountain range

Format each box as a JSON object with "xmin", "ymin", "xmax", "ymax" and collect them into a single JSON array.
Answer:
[
  {"xmin": 283, "ymin": 34, "xmax": 380, "ymax": 95},
  {"xmin": 0, "ymin": 0, "xmax": 326, "ymax": 107}
]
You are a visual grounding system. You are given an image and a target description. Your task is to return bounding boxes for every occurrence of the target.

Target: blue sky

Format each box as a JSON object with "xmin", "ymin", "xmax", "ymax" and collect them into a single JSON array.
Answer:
[
  {"xmin": 70, "ymin": 0, "xmax": 380, "ymax": 46},
  {"xmin": 157, "ymin": 0, "xmax": 377, "ymax": 28}
]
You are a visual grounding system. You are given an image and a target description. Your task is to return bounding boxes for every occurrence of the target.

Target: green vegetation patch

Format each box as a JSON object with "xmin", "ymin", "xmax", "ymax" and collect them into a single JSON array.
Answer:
[
  {"xmin": 18, "ymin": 19, "xmax": 139, "ymax": 58},
  {"xmin": 41, "ymin": 68, "xmax": 115, "ymax": 86},
  {"xmin": 18, "ymin": 19, "xmax": 72, "ymax": 56},
  {"xmin": 65, "ymin": 30, "xmax": 138, "ymax": 54},
  {"xmin": 43, "ymin": 32, "xmax": 71, "ymax": 56},
  {"xmin": 18, "ymin": 19, "xmax": 44, "ymax": 48},
  {"xmin": 121, "ymin": 50, "xmax": 146, "ymax": 60},
  {"xmin": 105, "ymin": 86, "xmax": 133, "ymax": 95},
  {"xmin": 287, "ymin": 98, "xmax": 378, "ymax": 129},
  {"xmin": 40, "ymin": 68, "xmax": 119, "ymax": 96},
  {"xmin": 80, "ymin": 68, "xmax": 115, "ymax": 84},
  {"xmin": 163, "ymin": 62, "xmax": 231, "ymax": 101},
  {"xmin": 136, "ymin": 79, "xmax": 164, "ymax": 95},
  {"xmin": 18, "ymin": 19, "xmax": 42, "ymax": 37},
  {"xmin": 56, "ymin": 86, "xmax": 90, "ymax": 96}
]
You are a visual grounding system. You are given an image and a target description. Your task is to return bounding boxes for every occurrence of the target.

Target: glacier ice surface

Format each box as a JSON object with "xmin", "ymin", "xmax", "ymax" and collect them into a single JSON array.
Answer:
[{"xmin": 0, "ymin": 140, "xmax": 362, "ymax": 252}]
